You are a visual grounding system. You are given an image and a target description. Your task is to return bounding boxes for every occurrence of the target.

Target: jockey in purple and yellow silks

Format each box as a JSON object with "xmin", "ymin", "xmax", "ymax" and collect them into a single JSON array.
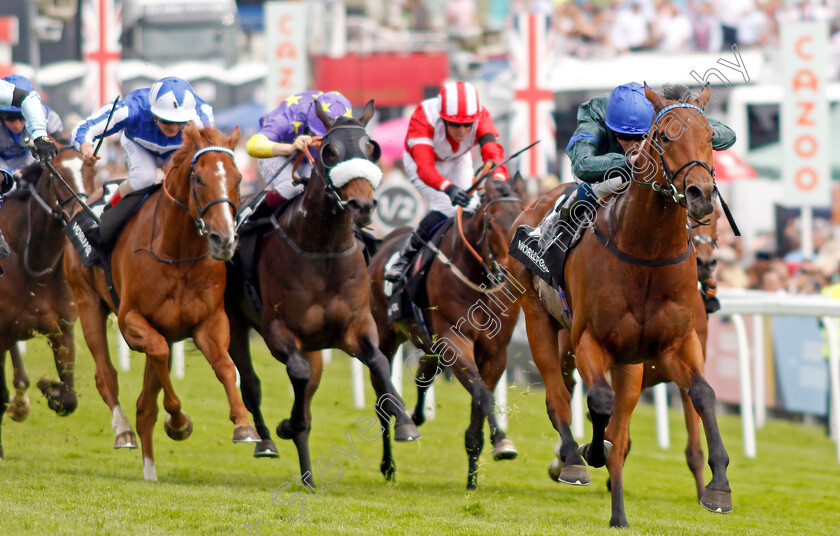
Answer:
[{"xmin": 245, "ymin": 90, "xmax": 352, "ymax": 208}]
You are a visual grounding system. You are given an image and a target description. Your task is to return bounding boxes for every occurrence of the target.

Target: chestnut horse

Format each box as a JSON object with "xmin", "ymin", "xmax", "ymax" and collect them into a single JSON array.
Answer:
[
  {"xmin": 368, "ymin": 175, "xmax": 526, "ymax": 490},
  {"xmin": 0, "ymin": 150, "xmax": 83, "ymax": 458},
  {"xmin": 225, "ymin": 101, "xmax": 419, "ymax": 485},
  {"xmin": 509, "ymin": 84, "xmax": 731, "ymax": 527},
  {"xmin": 64, "ymin": 125, "xmax": 259, "ymax": 481}
]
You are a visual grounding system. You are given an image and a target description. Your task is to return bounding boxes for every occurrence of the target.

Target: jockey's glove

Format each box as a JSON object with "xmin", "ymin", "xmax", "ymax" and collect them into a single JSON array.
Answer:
[
  {"xmin": 32, "ymin": 136, "xmax": 58, "ymax": 162},
  {"xmin": 444, "ymin": 184, "xmax": 470, "ymax": 207}
]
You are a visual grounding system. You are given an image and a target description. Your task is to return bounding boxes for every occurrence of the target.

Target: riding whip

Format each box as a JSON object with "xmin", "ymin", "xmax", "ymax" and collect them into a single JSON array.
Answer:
[
  {"xmin": 25, "ymin": 138, "xmax": 101, "ymax": 225},
  {"xmin": 234, "ymin": 153, "xmax": 298, "ymax": 230},
  {"xmin": 466, "ymin": 139, "xmax": 541, "ymax": 194},
  {"xmin": 92, "ymin": 95, "xmax": 121, "ymax": 160}
]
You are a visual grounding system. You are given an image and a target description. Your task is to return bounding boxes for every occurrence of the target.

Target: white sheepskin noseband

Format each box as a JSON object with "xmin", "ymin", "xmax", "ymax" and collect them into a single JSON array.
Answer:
[{"xmin": 328, "ymin": 158, "xmax": 383, "ymax": 190}]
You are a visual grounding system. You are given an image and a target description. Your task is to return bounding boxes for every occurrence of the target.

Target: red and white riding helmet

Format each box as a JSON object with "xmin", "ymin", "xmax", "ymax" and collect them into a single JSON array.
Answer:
[{"xmin": 438, "ymin": 81, "xmax": 481, "ymax": 124}]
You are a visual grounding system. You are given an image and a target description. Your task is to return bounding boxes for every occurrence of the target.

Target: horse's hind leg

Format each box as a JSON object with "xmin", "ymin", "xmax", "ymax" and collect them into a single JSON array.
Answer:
[
  {"xmin": 522, "ymin": 303, "xmax": 588, "ymax": 484},
  {"xmin": 6, "ymin": 345, "xmax": 31, "ymax": 422},
  {"xmin": 77, "ymin": 292, "xmax": 135, "ymax": 448},
  {"xmin": 681, "ymin": 389, "xmax": 705, "ymax": 500},
  {"xmin": 0, "ymin": 349, "xmax": 8, "ymax": 458},
  {"xmin": 191, "ymin": 310, "xmax": 259, "ymax": 442},
  {"xmin": 263, "ymin": 319, "xmax": 310, "ymax": 439},
  {"xmin": 290, "ymin": 351, "xmax": 323, "ymax": 488},
  {"xmin": 38, "ymin": 324, "xmax": 78, "ymax": 416},
  {"xmin": 603, "ymin": 364, "xmax": 643, "ymax": 528},
  {"xmin": 228, "ymin": 314, "xmax": 276, "ymax": 457},
  {"xmin": 136, "ymin": 357, "xmax": 162, "ymax": 481},
  {"xmin": 368, "ymin": 341, "xmax": 398, "ymax": 481},
  {"xmin": 660, "ymin": 335, "xmax": 732, "ymax": 514},
  {"xmin": 410, "ymin": 350, "xmax": 439, "ymax": 427}
]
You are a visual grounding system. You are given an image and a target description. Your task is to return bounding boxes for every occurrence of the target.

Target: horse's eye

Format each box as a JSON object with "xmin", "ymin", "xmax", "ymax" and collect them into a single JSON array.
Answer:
[
  {"xmin": 660, "ymin": 131, "xmax": 670, "ymax": 143},
  {"xmin": 191, "ymin": 172, "xmax": 204, "ymax": 186},
  {"xmin": 322, "ymin": 144, "xmax": 340, "ymax": 168}
]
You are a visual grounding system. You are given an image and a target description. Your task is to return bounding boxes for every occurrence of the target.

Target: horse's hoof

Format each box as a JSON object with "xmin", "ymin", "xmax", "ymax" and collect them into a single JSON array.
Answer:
[
  {"xmin": 37, "ymin": 379, "xmax": 77, "ymax": 416},
  {"xmin": 114, "ymin": 431, "xmax": 138, "ymax": 449},
  {"xmin": 700, "ymin": 487, "xmax": 733, "ymax": 514},
  {"xmin": 380, "ymin": 460, "xmax": 396, "ymax": 481},
  {"xmin": 578, "ymin": 440, "xmax": 613, "ymax": 468},
  {"xmin": 394, "ymin": 422, "xmax": 420, "ymax": 442},
  {"xmin": 492, "ymin": 439, "xmax": 518, "ymax": 460},
  {"xmin": 164, "ymin": 412, "xmax": 193, "ymax": 441},
  {"xmin": 466, "ymin": 476, "xmax": 478, "ymax": 491},
  {"xmin": 7, "ymin": 393, "xmax": 30, "ymax": 422},
  {"xmin": 549, "ymin": 459, "xmax": 591, "ymax": 486},
  {"xmin": 254, "ymin": 439, "xmax": 279, "ymax": 457},
  {"xmin": 233, "ymin": 425, "xmax": 260, "ymax": 443}
]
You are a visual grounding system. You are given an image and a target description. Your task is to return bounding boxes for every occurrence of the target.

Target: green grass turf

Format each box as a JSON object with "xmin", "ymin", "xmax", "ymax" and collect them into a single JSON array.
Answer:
[{"xmin": 1, "ymin": 331, "xmax": 839, "ymax": 535}]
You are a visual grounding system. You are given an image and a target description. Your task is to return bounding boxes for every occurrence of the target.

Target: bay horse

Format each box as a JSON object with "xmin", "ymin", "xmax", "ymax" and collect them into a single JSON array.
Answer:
[
  {"xmin": 508, "ymin": 84, "xmax": 731, "ymax": 527},
  {"xmin": 63, "ymin": 125, "xmax": 259, "ymax": 481},
  {"xmin": 368, "ymin": 175, "xmax": 526, "ymax": 490},
  {"xmin": 0, "ymin": 150, "xmax": 84, "ymax": 458},
  {"xmin": 225, "ymin": 100, "xmax": 419, "ymax": 485}
]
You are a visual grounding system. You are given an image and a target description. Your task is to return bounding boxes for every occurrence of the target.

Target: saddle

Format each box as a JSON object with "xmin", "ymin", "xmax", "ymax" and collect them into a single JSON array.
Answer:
[
  {"xmin": 384, "ymin": 219, "xmax": 454, "ymax": 346},
  {"xmin": 508, "ymin": 183, "xmax": 592, "ymax": 290},
  {"xmin": 64, "ymin": 180, "xmax": 161, "ymax": 307}
]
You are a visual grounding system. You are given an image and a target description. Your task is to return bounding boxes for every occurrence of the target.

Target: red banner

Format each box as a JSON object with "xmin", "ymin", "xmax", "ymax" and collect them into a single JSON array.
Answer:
[{"xmin": 313, "ymin": 53, "xmax": 449, "ymax": 107}]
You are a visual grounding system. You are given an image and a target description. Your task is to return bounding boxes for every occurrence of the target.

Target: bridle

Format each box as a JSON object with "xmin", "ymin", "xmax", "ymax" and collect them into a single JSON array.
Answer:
[
  {"xmin": 314, "ymin": 123, "xmax": 381, "ymax": 211},
  {"xmin": 163, "ymin": 145, "xmax": 237, "ymax": 237},
  {"xmin": 637, "ymin": 103, "xmax": 715, "ymax": 210}
]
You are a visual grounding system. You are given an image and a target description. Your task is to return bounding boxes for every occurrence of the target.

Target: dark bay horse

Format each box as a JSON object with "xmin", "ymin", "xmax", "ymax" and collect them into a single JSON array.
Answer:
[
  {"xmin": 509, "ymin": 84, "xmax": 731, "ymax": 527},
  {"xmin": 0, "ymin": 150, "xmax": 83, "ymax": 458},
  {"xmin": 225, "ymin": 100, "xmax": 419, "ymax": 485},
  {"xmin": 63, "ymin": 125, "xmax": 259, "ymax": 480},
  {"xmin": 368, "ymin": 175, "xmax": 526, "ymax": 490}
]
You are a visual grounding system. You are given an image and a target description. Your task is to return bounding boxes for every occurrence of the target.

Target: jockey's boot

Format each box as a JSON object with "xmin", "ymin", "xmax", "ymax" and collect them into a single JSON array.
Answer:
[
  {"xmin": 0, "ymin": 228, "xmax": 10, "ymax": 259},
  {"xmin": 105, "ymin": 181, "xmax": 135, "ymax": 211},
  {"xmin": 537, "ymin": 192, "xmax": 576, "ymax": 252},
  {"xmin": 384, "ymin": 210, "xmax": 448, "ymax": 282}
]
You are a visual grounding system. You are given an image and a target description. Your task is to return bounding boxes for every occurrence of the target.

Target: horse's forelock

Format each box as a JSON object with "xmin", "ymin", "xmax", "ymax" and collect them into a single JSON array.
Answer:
[
  {"xmin": 660, "ymin": 83, "xmax": 694, "ymax": 103},
  {"xmin": 19, "ymin": 161, "xmax": 43, "ymax": 185}
]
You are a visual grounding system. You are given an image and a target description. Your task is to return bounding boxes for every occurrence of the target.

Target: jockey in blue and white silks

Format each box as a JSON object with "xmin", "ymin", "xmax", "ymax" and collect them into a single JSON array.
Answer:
[
  {"xmin": 0, "ymin": 76, "xmax": 58, "ymax": 259},
  {"xmin": 71, "ymin": 76, "xmax": 214, "ymax": 206},
  {"xmin": 0, "ymin": 74, "xmax": 64, "ymax": 171}
]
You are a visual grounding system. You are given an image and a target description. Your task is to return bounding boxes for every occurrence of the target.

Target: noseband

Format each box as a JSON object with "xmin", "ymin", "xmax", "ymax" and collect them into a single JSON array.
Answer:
[
  {"xmin": 166, "ymin": 145, "xmax": 237, "ymax": 236},
  {"xmin": 640, "ymin": 103, "xmax": 715, "ymax": 206}
]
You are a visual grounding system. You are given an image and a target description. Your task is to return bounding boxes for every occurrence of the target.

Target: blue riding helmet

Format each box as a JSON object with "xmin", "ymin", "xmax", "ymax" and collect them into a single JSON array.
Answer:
[
  {"xmin": 306, "ymin": 92, "xmax": 352, "ymax": 137},
  {"xmin": 605, "ymin": 82, "xmax": 654, "ymax": 135},
  {"xmin": 1, "ymin": 74, "xmax": 34, "ymax": 113}
]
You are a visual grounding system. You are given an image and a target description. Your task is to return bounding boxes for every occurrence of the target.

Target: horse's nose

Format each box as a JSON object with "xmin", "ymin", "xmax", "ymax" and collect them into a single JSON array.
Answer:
[
  {"xmin": 347, "ymin": 198, "xmax": 377, "ymax": 226},
  {"xmin": 207, "ymin": 232, "xmax": 238, "ymax": 261},
  {"xmin": 685, "ymin": 185, "xmax": 714, "ymax": 219}
]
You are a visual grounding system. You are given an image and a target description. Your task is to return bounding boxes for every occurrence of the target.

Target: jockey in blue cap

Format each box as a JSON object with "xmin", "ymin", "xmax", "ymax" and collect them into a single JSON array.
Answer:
[
  {"xmin": 0, "ymin": 74, "xmax": 64, "ymax": 172},
  {"xmin": 71, "ymin": 76, "xmax": 214, "ymax": 207},
  {"xmin": 540, "ymin": 82, "xmax": 735, "ymax": 242},
  {"xmin": 246, "ymin": 90, "xmax": 353, "ymax": 208},
  {"xmin": 0, "ymin": 76, "xmax": 58, "ymax": 259}
]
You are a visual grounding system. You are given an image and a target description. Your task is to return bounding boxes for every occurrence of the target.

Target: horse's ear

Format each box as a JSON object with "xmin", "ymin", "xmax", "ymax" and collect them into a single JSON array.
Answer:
[
  {"xmin": 695, "ymin": 83, "xmax": 712, "ymax": 110},
  {"xmin": 510, "ymin": 171, "xmax": 526, "ymax": 197},
  {"xmin": 227, "ymin": 125, "xmax": 241, "ymax": 149},
  {"xmin": 359, "ymin": 99, "xmax": 375, "ymax": 127},
  {"xmin": 313, "ymin": 100, "xmax": 334, "ymax": 132},
  {"xmin": 643, "ymin": 82, "xmax": 660, "ymax": 106}
]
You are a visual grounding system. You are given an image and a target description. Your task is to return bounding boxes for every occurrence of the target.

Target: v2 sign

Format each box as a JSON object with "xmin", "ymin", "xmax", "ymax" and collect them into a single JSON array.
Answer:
[{"xmin": 374, "ymin": 181, "xmax": 424, "ymax": 232}]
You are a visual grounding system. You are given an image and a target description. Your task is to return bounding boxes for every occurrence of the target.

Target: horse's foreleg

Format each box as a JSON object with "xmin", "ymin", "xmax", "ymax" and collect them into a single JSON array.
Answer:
[
  {"xmin": 6, "ymin": 346, "xmax": 31, "ymax": 422},
  {"xmin": 369, "ymin": 366, "xmax": 395, "ymax": 481},
  {"xmin": 476, "ymin": 347, "xmax": 517, "ymax": 462},
  {"xmin": 604, "ymin": 363, "xmax": 643, "ymax": 528},
  {"xmin": 136, "ymin": 357, "xmax": 162, "ymax": 481},
  {"xmin": 681, "ymin": 389, "xmax": 706, "ymax": 501},
  {"xmin": 0, "ymin": 349, "xmax": 8, "ymax": 459},
  {"xmin": 263, "ymin": 318, "xmax": 309, "ymax": 439},
  {"xmin": 39, "ymin": 324, "xmax": 78, "ymax": 416},
  {"xmin": 574, "ymin": 329, "xmax": 614, "ymax": 469},
  {"xmin": 344, "ymin": 319, "xmax": 419, "ymax": 442},
  {"xmin": 521, "ymin": 302, "xmax": 588, "ymax": 484},
  {"xmin": 291, "ymin": 351, "xmax": 323, "ymax": 488},
  {"xmin": 464, "ymin": 397, "xmax": 485, "ymax": 491},
  {"xmin": 228, "ymin": 313, "xmax": 275, "ymax": 457},
  {"xmin": 192, "ymin": 311, "xmax": 259, "ymax": 443},
  {"xmin": 411, "ymin": 351, "xmax": 439, "ymax": 427},
  {"xmin": 122, "ymin": 311, "xmax": 192, "ymax": 442},
  {"xmin": 660, "ymin": 335, "xmax": 732, "ymax": 514},
  {"xmin": 76, "ymin": 289, "xmax": 135, "ymax": 447}
]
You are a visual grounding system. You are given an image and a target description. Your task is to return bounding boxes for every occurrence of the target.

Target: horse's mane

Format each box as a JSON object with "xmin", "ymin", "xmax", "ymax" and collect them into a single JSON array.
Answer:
[
  {"xmin": 19, "ymin": 161, "xmax": 42, "ymax": 185},
  {"xmin": 168, "ymin": 125, "xmax": 228, "ymax": 172},
  {"xmin": 660, "ymin": 83, "xmax": 697, "ymax": 103}
]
